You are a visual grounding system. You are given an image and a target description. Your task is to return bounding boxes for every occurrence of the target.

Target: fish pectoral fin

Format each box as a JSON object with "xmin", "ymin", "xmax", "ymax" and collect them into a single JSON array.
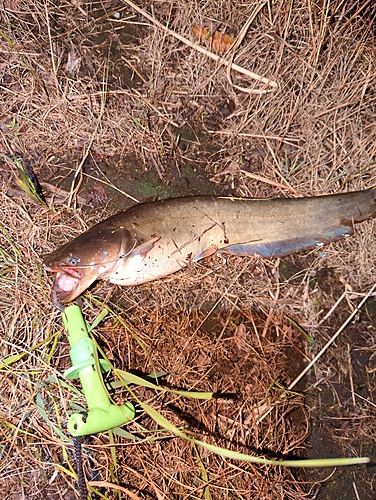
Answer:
[
  {"xmin": 192, "ymin": 244, "xmax": 218, "ymax": 262},
  {"xmin": 134, "ymin": 236, "xmax": 161, "ymax": 257}
]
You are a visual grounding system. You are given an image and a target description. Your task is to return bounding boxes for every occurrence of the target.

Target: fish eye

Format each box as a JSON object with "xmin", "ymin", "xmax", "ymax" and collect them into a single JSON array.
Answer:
[{"xmin": 66, "ymin": 256, "xmax": 80, "ymax": 266}]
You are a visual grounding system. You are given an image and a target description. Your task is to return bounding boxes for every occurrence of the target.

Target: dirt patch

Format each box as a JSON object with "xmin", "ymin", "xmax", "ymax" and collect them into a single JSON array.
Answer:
[{"xmin": 297, "ymin": 271, "xmax": 376, "ymax": 499}]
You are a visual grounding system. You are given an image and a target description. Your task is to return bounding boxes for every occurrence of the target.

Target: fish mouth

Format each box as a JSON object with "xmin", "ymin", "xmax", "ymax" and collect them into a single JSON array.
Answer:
[{"xmin": 46, "ymin": 266, "xmax": 83, "ymax": 310}]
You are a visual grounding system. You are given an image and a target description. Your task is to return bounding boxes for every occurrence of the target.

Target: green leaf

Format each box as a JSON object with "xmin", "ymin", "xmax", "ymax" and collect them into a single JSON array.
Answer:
[
  {"xmin": 193, "ymin": 444, "xmax": 211, "ymax": 499},
  {"xmin": 138, "ymin": 401, "xmax": 370, "ymax": 468},
  {"xmin": 287, "ymin": 317, "xmax": 315, "ymax": 344},
  {"xmin": 16, "ymin": 165, "xmax": 46, "ymax": 205},
  {"xmin": 112, "ymin": 427, "xmax": 141, "ymax": 441},
  {"xmin": 35, "ymin": 393, "xmax": 71, "ymax": 442},
  {"xmin": 115, "ymin": 369, "xmax": 213, "ymax": 400}
]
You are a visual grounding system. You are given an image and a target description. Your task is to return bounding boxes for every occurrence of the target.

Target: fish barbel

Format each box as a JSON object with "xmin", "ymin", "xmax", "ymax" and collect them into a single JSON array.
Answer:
[{"xmin": 43, "ymin": 189, "xmax": 376, "ymax": 309}]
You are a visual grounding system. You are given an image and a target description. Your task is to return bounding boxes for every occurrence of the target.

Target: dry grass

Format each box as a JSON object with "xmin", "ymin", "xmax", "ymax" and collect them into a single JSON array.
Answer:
[{"xmin": 1, "ymin": 1, "xmax": 376, "ymax": 499}]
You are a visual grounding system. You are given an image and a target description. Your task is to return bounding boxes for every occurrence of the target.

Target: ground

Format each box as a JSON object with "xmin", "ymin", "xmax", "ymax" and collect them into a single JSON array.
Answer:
[{"xmin": 0, "ymin": 1, "xmax": 376, "ymax": 499}]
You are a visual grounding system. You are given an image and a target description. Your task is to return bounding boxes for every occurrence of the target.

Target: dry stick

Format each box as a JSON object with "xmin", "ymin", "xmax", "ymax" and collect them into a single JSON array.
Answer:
[
  {"xmin": 203, "ymin": 2, "xmax": 268, "ymax": 93},
  {"xmin": 262, "ymin": 134, "xmax": 299, "ymax": 194},
  {"xmin": 89, "ymin": 481, "xmax": 141, "ymax": 499},
  {"xmin": 133, "ymin": 88, "xmax": 179, "ymax": 128},
  {"xmin": 122, "ymin": 0, "xmax": 277, "ymax": 92},
  {"xmin": 352, "ymin": 481, "xmax": 361, "ymax": 500},
  {"xmin": 67, "ymin": 117, "xmax": 102, "ymax": 209},
  {"xmin": 225, "ymin": 2, "xmax": 269, "ymax": 94},
  {"xmin": 83, "ymin": 172, "xmax": 139, "ymax": 203},
  {"xmin": 257, "ymin": 281, "xmax": 376, "ymax": 424},
  {"xmin": 335, "ymin": 0, "xmax": 373, "ymax": 37},
  {"xmin": 289, "ymin": 282, "xmax": 376, "ymax": 389},
  {"xmin": 261, "ymin": 259, "xmax": 280, "ymax": 338},
  {"xmin": 212, "ymin": 131, "xmax": 300, "ymax": 145},
  {"xmin": 347, "ymin": 344, "xmax": 356, "ymax": 407},
  {"xmin": 354, "ymin": 391, "xmax": 376, "ymax": 410},
  {"xmin": 44, "ymin": 2, "xmax": 59, "ymax": 93},
  {"xmin": 240, "ymin": 170, "xmax": 300, "ymax": 194},
  {"xmin": 67, "ymin": 64, "xmax": 108, "ymax": 208},
  {"xmin": 317, "ymin": 290, "xmax": 347, "ymax": 326}
]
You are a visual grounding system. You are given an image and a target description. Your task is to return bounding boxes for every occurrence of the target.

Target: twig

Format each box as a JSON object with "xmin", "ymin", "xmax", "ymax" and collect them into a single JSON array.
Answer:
[
  {"xmin": 225, "ymin": 2, "xmax": 271, "ymax": 94},
  {"xmin": 89, "ymin": 481, "xmax": 142, "ymax": 499},
  {"xmin": 257, "ymin": 282, "xmax": 376, "ymax": 423},
  {"xmin": 317, "ymin": 290, "xmax": 347, "ymax": 325},
  {"xmin": 44, "ymin": 2, "xmax": 59, "ymax": 92},
  {"xmin": 239, "ymin": 170, "xmax": 300, "ymax": 195},
  {"xmin": 262, "ymin": 259, "xmax": 280, "ymax": 337},
  {"xmin": 334, "ymin": 0, "xmax": 373, "ymax": 36},
  {"xmin": 83, "ymin": 172, "xmax": 139, "ymax": 203},
  {"xmin": 347, "ymin": 344, "xmax": 356, "ymax": 407},
  {"xmin": 67, "ymin": 61, "xmax": 109, "ymax": 208},
  {"xmin": 122, "ymin": 0, "xmax": 277, "ymax": 92},
  {"xmin": 211, "ymin": 131, "xmax": 300, "ymax": 146},
  {"xmin": 352, "ymin": 481, "xmax": 360, "ymax": 500},
  {"xmin": 352, "ymin": 392, "xmax": 376, "ymax": 409},
  {"xmin": 290, "ymin": 282, "xmax": 376, "ymax": 388}
]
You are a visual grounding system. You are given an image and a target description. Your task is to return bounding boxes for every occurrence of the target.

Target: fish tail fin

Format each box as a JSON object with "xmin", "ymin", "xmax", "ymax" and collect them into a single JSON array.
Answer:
[{"xmin": 220, "ymin": 188, "xmax": 376, "ymax": 259}]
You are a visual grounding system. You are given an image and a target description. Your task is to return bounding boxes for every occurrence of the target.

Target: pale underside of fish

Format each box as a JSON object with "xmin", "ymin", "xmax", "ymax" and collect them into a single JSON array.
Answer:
[{"xmin": 43, "ymin": 189, "xmax": 376, "ymax": 309}]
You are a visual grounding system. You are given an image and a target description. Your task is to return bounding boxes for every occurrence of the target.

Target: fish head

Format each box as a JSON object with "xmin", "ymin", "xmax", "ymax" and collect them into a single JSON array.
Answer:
[{"xmin": 43, "ymin": 215, "xmax": 135, "ymax": 308}]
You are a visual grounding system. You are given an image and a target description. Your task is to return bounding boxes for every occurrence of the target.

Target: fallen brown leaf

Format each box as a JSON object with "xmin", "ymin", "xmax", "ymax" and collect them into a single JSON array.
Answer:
[{"xmin": 193, "ymin": 26, "xmax": 234, "ymax": 54}]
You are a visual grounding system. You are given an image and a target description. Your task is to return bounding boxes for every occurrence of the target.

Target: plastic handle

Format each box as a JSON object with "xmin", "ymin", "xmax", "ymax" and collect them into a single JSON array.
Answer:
[{"xmin": 61, "ymin": 305, "xmax": 135, "ymax": 436}]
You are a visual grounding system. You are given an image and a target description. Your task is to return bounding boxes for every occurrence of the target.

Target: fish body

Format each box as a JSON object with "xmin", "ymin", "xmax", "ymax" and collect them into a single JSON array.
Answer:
[{"xmin": 43, "ymin": 189, "xmax": 376, "ymax": 308}]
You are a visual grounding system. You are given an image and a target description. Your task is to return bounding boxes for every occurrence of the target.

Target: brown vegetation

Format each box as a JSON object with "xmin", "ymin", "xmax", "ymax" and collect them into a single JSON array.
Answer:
[{"xmin": 1, "ymin": 1, "xmax": 376, "ymax": 499}]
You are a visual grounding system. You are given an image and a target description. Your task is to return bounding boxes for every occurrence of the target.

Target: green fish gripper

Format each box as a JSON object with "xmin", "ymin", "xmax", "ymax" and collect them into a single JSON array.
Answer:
[{"xmin": 61, "ymin": 304, "xmax": 135, "ymax": 436}]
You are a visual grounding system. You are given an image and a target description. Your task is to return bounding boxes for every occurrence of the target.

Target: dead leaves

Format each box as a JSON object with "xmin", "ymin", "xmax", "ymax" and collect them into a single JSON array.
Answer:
[{"xmin": 193, "ymin": 26, "xmax": 234, "ymax": 54}]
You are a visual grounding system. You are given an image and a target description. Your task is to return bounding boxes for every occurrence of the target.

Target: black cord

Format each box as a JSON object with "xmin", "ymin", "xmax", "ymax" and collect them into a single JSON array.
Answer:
[{"xmin": 74, "ymin": 435, "xmax": 88, "ymax": 499}]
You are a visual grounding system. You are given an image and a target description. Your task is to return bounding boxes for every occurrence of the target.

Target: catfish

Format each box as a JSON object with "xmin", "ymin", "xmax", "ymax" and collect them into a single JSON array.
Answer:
[{"xmin": 43, "ymin": 189, "xmax": 376, "ymax": 309}]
